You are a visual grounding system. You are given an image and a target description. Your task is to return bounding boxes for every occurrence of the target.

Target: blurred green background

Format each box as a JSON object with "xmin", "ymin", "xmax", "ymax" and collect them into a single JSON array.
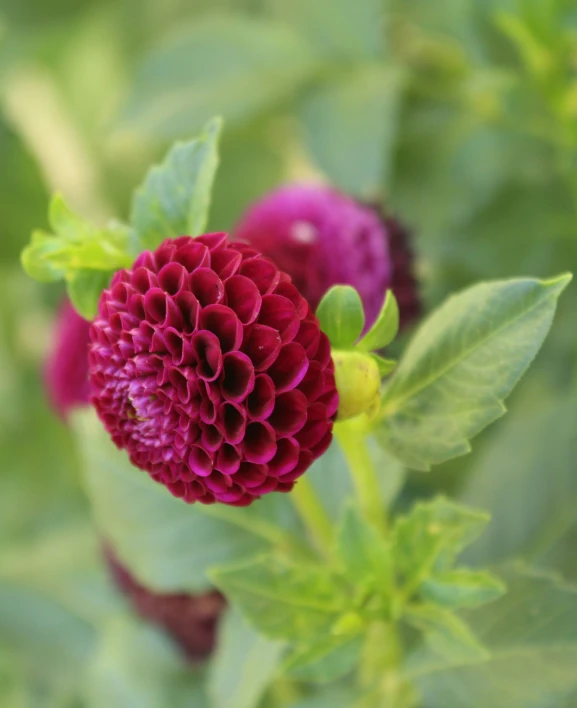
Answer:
[{"xmin": 1, "ymin": 0, "xmax": 577, "ymax": 704}]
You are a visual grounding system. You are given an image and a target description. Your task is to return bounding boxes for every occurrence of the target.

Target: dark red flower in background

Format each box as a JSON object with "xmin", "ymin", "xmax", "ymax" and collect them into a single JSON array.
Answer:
[
  {"xmin": 89, "ymin": 234, "xmax": 338, "ymax": 506},
  {"xmin": 105, "ymin": 548, "xmax": 225, "ymax": 661},
  {"xmin": 233, "ymin": 184, "xmax": 420, "ymax": 329},
  {"xmin": 45, "ymin": 299, "xmax": 91, "ymax": 419}
]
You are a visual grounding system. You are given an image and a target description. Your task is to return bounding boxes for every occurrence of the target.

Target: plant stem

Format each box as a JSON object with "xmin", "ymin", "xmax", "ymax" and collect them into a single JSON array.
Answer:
[
  {"xmin": 290, "ymin": 476, "xmax": 333, "ymax": 557},
  {"xmin": 359, "ymin": 622, "xmax": 416, "ymax": 708},
  {"xmin": 335, "ymin": 417, "xmax": 387, "ymax": 536}
]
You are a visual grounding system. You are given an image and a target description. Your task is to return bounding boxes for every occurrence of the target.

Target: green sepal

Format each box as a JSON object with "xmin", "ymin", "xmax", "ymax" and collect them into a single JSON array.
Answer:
[
  {"xmin": 357, "ymin": 290, "xmax": 399, "ymax": 352},
  {"xmin": 370, "ymin": 353, "xmax": 396, "ymax": 377},
  {"xmin": 316, "ymin": 285, "xmax": 365, "ymax": 349}
]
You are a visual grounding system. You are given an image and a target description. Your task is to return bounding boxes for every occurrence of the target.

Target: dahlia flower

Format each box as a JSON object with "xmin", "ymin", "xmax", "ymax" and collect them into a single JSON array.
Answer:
[
  {"xmin": 45, "ymin": 299, "xmax": 91, "ymax": 419},
  {"xmin": 105, "ymin": 548, "xmax": 225, "ymax": 660},
  {"xmin": 89, "ymin": 234, "xmax": 338, "ymax": 506},
  {"xmin": 233, "ymin": 184, "xmax": 419, "ymax": 328}
]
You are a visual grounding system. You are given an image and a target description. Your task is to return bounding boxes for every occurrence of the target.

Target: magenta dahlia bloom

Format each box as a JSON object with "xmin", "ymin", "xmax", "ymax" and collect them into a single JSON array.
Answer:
[
  {"xmin": 45, "ymin": 299, "xmax": 91, "ymax": 419},
  {"xmin": 89, "ymin": 233, "xmax": 338, "ymax": 506},
  {"xmin": 233, "ymin": 184, "xmax": 419, "ymax": 328},
  {"xmin": 105, "ymin": 548, "xmax": 225, "ymax": 661}
]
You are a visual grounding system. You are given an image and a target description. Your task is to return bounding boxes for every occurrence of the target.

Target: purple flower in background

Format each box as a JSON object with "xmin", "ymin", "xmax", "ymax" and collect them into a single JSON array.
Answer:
[
  {"xmin": 44, "ymin": 299, "xmax": 91, "ymax": 419},
  {"xmin": 105, "ymin": 547, "xmax": 225, "ymax": 661},
  {"xmin": 89, "ymin": 234, "xmax": 338, "ymax": 507},
  {"xmin": 233, "ymin": 184, "xmax": 420, "ymax": 328}
]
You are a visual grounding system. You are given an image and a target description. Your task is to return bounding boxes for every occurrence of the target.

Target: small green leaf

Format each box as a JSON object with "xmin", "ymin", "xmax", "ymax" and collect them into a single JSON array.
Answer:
[
  {"xmin": 358, "ymin": 290, "xmax": 400, "ymax": 352},
  {"xmin": 21, "ymin": 231, "xmax": 68, "ymax": 282},
  {"xmin": 21, "ymin": 195, "xmax": 132, "ymax": 317},
  {"xmin": 208, "ymin": 608, "xmax": 284, "ymax": 708},
  {"xmin": 316, "ymin": 285, "xmax": 365, "ymax": 349},
  {"xmin": 283, "ymin": 634, "xmax": 363, "ymax": 683},
  {"xmin": 211, "ymin": 556, "xmax": 345, "ymax": 642},
  {"xmin": 130, "ymin": 118, "xmax": 222, "ymax": 254},
  {"xmin": 336, "ymin": 505, "xmax": 393, "ymax": 598},
  {"xmin": 66, "ymin": 269, "xmax": 112, "ymax": 320},
  {"xmin": 370, "ymin": 353, "xmax": 396, "ymax": 377},
  {"xmin": 421, "ymin": 569, "xmax": 506, "ymax": 609},
  {"xmin": 392, "ymin": 497, "xmax": 490, "ymax": 596},
  {"xmin": 376, "ymin": 275, "xmax": 572, "ymax": 470},
  {"xmin": 405, "ymin": 604, "xmax": 489, "ymax": 662}
]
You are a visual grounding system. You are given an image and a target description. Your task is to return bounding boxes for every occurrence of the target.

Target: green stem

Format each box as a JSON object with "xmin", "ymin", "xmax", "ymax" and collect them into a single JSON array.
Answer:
[
  {"xmin": 290, "ymin": 476, "xmax": 333, "ymax": 557},
  {"xmin": 336, "ymin": 417, "xmax": 387, "ymax": 536},
  {"xmin": 359, "ymin": 622, "xmax": 416, "ymax": 708}
]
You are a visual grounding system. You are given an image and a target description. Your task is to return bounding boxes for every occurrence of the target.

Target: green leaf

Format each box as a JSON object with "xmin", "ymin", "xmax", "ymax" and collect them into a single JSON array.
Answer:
[
  {"xmin": 392, "ymin": 498, "xmax": 490, "ymax": 596},
  {"xmin": 130, "ymin": 117, "xmax": 222, "ymax": 254},
  {"xmin": 299, "ymin": 65, "xmax": 404, "ymax": 197},
  {"xmin": 66, "ymin": 269, "xmax": 112, "ymax": 319},
  {"xmin": 73, "ymin": 410, "xmax": 271, "ymax": 594},
  {"xmin": 358, "ymin": 290, "xmax": 400, "ymax": 352},
  {"xmin": 120, "ymin": 16, "xmax": 319, "ymax": 139},
  {"xmin": 336, "ymin": 505, "xmax": 393, "ymax": 598},
  {"xmin": 460, "ymin": 386, "xmax": 577, "ymax": 572},
  {"xmin": 284, "ymin": 634, "xmax": 363, "ymax": 683},
  {"xmin": 410, "ymin": 570, "xmax": 577, "ymax": 707},
  {"xmin": 375, "ymin": 275, "xmax": 572, "ymax": 470},
  {"xmin": 21, "ymin": 195, "xmax": 132, "ymax": 317},
  {"xmin": 421, "ymin": 569, "xmax": 506, "ymax": 609},
  {"xmin": 266, "ymin": 0, "xmax": 384, "ymax": 61},
  {"xmin": 21, "ymin": 231, "xmax": 68, "ymax": 282},
  {"xmin": 316, "ymin": 285, "xmax": 365, "ymax": 349},
  {"xmin": 85, "ymin": 616, "xmax": 208, "ymax": 708},
  {"xmin": 211, "ymin": 555, "xmax": 345, "ymax": 642},
  {"xmin": 208, "ymin": 608, "xmax": 284, "ymax": 708},
  {"xmin": 0, "ymin": 583, "xmax": 94, "ymax": 683},
  {"xmin": 22, "ymin": 195, "xmax": 131, "ymax": 279},
  {"xmin": 0, "ymin": 524, "xmax": 120, "ymax": 625},
  {"xmin": 405, "ymin": 604, "xmax": 489, "ymax": 663}
]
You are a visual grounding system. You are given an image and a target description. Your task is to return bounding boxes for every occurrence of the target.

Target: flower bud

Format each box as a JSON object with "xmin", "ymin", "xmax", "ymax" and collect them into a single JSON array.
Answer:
[{"xmin": 332, "ymin": 350, "xmax": 381, "ymax": 421}]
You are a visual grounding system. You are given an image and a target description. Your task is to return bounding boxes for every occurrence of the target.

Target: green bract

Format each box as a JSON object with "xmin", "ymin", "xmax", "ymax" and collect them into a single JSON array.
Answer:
[
  {"xmin": 316, "ymin": 285, "xmax": 365, "ymax": 350},
  {"xmin": 316, "ymin": 285, "xmax": 399, "ymax": 421}
]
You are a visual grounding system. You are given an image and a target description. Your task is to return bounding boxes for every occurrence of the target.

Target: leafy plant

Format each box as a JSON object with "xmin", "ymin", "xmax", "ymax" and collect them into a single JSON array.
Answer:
[{"xmin": 5, "ymin": 0, "xmax": 577, "ymax": 706}]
